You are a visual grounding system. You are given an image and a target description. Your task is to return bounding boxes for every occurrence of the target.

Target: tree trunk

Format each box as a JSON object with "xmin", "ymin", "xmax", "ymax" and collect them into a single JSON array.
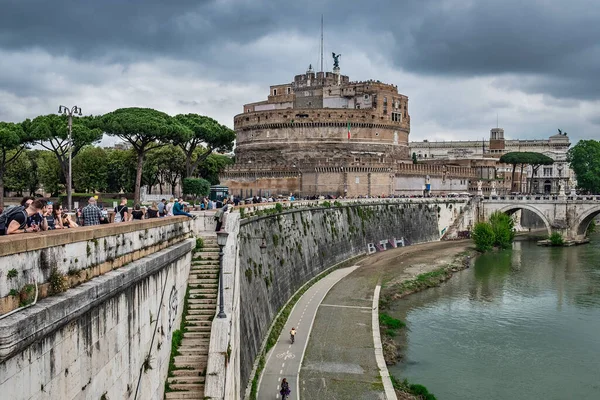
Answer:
[
  {"xmin": 511, "ymin": 163, "xmax": 517, "ymax": 192},
  {"xmin": 519, "ymin": 164, "xmax": 524, "ymax": 192},
  {"xmin": 134, "ymin": 151, "xmax": 144, "ymax": 204}
]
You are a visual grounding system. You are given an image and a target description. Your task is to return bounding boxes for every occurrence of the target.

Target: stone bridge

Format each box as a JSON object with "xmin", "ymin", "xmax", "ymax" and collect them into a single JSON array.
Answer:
[{"xmin": 480, "ymin": 195, "xmax": 600, "ymax": 240}]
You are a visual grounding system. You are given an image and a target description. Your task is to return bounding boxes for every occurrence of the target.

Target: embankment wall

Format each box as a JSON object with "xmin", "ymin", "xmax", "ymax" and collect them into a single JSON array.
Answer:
[{"xmin": 237, "ymin": 200, "xmax": 461, "ymax": 396}]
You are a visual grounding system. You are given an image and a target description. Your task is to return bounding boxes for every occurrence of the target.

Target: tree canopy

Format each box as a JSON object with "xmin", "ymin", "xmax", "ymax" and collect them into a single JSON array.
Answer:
[
  {"xmin": 567, "ymin": 140, "xmax": 600, "ymax": 194},
  {"xmin": 174, "ymin": 114, "xmax": 236, "ymax": 177},
  {"xmin": 499, "ymin": 151, "xmax": 554, "ymax": 193},
  {"xmin": 0, "ymin": 121, "xmax": 30, "ymax": 207},
  {"xmin": 97, "ymin": 108, "xmax": 191, "ymax": 203}
]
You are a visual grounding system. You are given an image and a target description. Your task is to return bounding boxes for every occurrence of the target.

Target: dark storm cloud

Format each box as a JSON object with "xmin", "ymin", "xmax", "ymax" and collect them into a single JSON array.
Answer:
[{"xmin": 396, "ymin": 0, "xmax": 600, "ymax": 99}]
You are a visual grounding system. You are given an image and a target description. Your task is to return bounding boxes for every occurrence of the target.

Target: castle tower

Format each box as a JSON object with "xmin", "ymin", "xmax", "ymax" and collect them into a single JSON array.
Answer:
[{"xmin": 489, "ymin": 127, "xmax": 505, "ymax": 152}]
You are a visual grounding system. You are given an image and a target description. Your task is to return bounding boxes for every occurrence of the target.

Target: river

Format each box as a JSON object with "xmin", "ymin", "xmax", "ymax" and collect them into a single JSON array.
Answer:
[{"xmin": 388, "ymin": 233, "xmax": 600, "ymax": 399}]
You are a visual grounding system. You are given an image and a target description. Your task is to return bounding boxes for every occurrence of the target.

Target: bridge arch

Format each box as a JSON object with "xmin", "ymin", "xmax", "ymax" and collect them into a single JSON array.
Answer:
[
  {"xmin": 497, "ymin": 204, "xmax": 552, "ymax": 236},
  {"xmin": 574, "ymin": 205, "xmax": 600, "ymax": 238}
]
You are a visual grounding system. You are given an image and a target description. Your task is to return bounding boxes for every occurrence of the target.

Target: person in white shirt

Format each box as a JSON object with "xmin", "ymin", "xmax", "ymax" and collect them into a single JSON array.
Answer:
[{"xmin": 166, "ymin": 197, "xmax": 175, "ymax": 217}]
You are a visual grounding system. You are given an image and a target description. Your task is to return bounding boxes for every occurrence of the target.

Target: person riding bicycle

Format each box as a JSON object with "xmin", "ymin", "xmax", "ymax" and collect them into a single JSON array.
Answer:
[
  {"xmin": 280, "ymin": 378, "xmax": 291, "ymax": 399},
  {"xmin": 290, "ymin": 327, "xmax": 297, "ymax": 343}
]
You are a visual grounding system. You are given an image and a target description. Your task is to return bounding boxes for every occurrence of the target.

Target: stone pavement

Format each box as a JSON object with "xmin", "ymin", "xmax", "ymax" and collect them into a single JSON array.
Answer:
[
  {"xmin": 299, "ymin": 264, "xmax": 385, "ymax": 400},
  {"xmin": 257, "ymin": 265, "xmax": 360, "ymax": 400}
]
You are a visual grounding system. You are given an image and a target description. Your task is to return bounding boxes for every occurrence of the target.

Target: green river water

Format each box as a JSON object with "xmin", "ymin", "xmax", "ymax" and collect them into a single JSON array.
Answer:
[{"xmin": 388, "ymin": 234, "xmax": 600, "ymax": 400}]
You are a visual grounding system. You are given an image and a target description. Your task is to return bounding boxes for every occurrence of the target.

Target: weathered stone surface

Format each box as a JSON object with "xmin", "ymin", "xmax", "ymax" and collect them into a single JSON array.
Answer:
[{"xmin": 0, "ymin": 239, "xmax": 194, "ymax": 400}]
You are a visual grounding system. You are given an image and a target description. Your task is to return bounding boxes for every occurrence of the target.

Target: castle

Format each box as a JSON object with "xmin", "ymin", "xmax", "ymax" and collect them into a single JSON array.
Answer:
[
  {"xmin": 221, "ymin": 61, "xmax": 475, "ymax": 197},
  {"xmin": 221, "ymin": 59, "xmax": 572, "ymax": 198}
]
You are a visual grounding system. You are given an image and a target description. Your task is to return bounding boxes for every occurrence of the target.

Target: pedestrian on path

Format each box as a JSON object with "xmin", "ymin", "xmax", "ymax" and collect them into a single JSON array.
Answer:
[
  {"xmin": 280, "ymin": 378, "xmax": 291, "ymax": 400},
  {"xmin": 290, "ymin": 327, "xmax": 297, "ymax": 344}
]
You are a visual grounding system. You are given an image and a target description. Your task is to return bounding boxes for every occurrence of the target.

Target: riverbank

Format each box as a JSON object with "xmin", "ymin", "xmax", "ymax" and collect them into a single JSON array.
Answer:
[{"xmin": 299, "ymin": 240, "xmax": 474, "ymax": 400}]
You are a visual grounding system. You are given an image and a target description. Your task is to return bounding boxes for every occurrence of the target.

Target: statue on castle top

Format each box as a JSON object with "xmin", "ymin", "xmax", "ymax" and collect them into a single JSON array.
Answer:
[{"xmin": 332, "ymin": 52, "xmax": 341, "ymax": 69}]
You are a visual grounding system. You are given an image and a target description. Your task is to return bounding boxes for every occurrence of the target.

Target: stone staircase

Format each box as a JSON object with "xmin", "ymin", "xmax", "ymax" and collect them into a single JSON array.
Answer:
[{"xmin": 165, "ymin": 235, "xmax": 220, "ymax": 400}]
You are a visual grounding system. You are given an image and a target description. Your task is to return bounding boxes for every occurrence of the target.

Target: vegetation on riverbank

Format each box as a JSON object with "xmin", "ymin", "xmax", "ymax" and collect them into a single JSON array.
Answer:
[
  {"xmin": 472, "ymin": 211, "xmax": 515, "ymax": 252},
  {"xmin": 378, "ymin": 249, "xmax": 475, "ymax": 399}
]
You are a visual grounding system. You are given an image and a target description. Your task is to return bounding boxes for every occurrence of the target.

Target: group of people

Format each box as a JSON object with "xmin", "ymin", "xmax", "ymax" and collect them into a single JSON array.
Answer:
[
  {"xmin": 0, "ymin": 196, "xmax": 201, "ymax": 236},
  {"xmin": 80, "ymin": 197, "xmax": 197, "ymax": 226},
  {"xmin": 0, "ymin": 197, "xmax": 78, "ymax": 236}
]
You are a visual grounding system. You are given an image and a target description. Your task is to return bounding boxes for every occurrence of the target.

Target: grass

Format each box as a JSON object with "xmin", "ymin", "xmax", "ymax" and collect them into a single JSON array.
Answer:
[{"xmin": 390, "ymin": 375, "xmax": 437, "ymax": 400}]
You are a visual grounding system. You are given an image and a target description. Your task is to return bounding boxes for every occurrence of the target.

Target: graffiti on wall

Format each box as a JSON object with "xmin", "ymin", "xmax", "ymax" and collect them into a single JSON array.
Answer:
[{"xmin": 366, "ymin": 237, "xmax": 406, "ymax": 254}]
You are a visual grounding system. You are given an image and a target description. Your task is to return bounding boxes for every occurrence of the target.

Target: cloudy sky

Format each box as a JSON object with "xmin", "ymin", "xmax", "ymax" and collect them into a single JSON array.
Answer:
[{"xmin": 1, "ymin": 0, "xmax": 598, "ymax": 146}]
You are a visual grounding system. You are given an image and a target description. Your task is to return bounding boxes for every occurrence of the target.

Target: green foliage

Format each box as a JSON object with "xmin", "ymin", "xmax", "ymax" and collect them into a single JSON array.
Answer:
[
  {"xmin": 472, "ymin": 222, "xmax": 496, "ymax": 252},
  {"xmin": 143, "ymin": 145, "xmax": 185, "ymax": 193},
  {"xmin": 36, "ymin": 151, "xmax": 63, "ymax": 196},
  {"xmin": 106, "ymin": 148, "xmax": 136, "ymax": 193},
  {"xmin": 48, "ymin": 267, "xmax": 67, "ymax": 294},
  {"xmin": 195, "ymin": 237, "xmax": 204, "ymax": 251},
  {"xmin": 390, "ymin": 376, "xmax": 437, "ymax": 400},
  {"xmin": 195, "ymin": 152, "xmax": 234, "ymax": 185},
  {"xmin": 322, "ymin": 201, "xmax": 331, "ymax": 208},
  {"xmin": 567, "ymin": 140, "xmax": 600, "ymax": 194},
  {"xmin": 175, "ymin": 113, "xmax": 236, "ymax": 178},
  {"xmin": 72, "ymin": 146, "xmax": 108, "ymax": 192},
  {"xmin": 275, "ymin": 202, "xmax": 283, "ymax": 213},
  {"xmin": 549, "ymin": 232, "xmax": 565, "ymax": 246},
  {"xmin": 97, "ymin": 107, "xmax": 191, "ymax": 202},
  {"xmin": 333, "ymin": 200, "xmax": 343, "ymax": 207},
  {"xmin": 272, "ymin": 234, "xmax": 279, "ymax": 246},
  {"xmin": 0, "ymin": 121, "xmax": 31, "ymax": 206},
  {"xmin": 182, "ymin": 177, "xmax": 211, "ymax": 198},
  {"xmin": 587, "ymin": 220, "xmax": 596, "ymax": 236},
  {"xmin": 379, "ymin": 313, "xmax": 406, "ymax": 330},
  {"xmin": 500, "ymin": 151, "xmax": 554, "ymax": 192},
  {"xmin": 489, "ymin": 211, "xmax": 515, "ymax": 249},
  {"xmin": 7, "ymin": 269, "xmax": 18, "ymax": 279},
  {"xmin": 472, "ymin": 212, "xmax": 515, "ymax": 252}
]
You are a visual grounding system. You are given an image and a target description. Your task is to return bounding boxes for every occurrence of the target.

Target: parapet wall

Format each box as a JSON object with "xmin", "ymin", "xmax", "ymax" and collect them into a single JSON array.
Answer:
[
  {"xmin": 236, "ymin": 199, "xmax": 464, "ymax": 396},
  {"xmin": 0, "ymin": 238, "xmax": 194, "ymax": 400},
  {"xmin": 0, "ymin": 217, "xmax": 195, "ymax": 314}
]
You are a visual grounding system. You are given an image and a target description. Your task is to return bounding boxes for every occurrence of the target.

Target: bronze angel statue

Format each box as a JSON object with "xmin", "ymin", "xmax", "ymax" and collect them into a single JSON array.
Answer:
[{"xmin": 332, "ymin": 52, "xmax": 341, "ymax": 68}]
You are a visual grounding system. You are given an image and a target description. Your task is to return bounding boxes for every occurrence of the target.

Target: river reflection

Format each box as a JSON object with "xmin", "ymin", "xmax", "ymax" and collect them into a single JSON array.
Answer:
[{"xmin": 389, "ymin": 234, "xmax": 600, "ymax": 400}]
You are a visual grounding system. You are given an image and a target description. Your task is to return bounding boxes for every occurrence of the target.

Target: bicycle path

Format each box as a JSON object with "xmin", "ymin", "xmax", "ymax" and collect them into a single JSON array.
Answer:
[{"xmin": 257, "ymin": 265, "xmax": 360, "ymax": 400}]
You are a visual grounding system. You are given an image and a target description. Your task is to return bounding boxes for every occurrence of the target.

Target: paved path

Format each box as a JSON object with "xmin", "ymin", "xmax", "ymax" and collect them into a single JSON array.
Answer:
[{"xmin": 257, "ymin": 266, "xmax": 360, "ymax": 400}]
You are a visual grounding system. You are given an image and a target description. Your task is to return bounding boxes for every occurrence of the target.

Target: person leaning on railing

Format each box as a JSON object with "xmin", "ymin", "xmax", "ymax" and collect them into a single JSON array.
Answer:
[{"xmin": 0, "ymin": 199, "xmax": 45, "ymax": 235}]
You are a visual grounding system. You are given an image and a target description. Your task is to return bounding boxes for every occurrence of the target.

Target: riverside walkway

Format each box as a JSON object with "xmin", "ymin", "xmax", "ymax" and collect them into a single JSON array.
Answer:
[{"xmin": 257, "ymin": 265, "xmax": 360, "ymax": 400}]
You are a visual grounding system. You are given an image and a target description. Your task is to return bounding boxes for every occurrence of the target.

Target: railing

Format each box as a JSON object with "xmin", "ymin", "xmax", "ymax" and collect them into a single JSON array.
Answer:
[{"xmin": 483, "ymin": 195, "xmax": 600, "ymax": 202}]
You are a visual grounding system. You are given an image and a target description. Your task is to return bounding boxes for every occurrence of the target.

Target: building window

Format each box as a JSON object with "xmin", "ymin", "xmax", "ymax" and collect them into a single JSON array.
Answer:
[
  {"xmin": 375, "ymin": 132, "xmax": 379, "ymax": 136},
  {"xmin": 287, "ymin": 87, "xmax": 291, "ymax": 94},
  {"xmin": 391, "ymin": 112, "xmax": 402, "ymax": 122},
  {"xmin": 543, "ymin": 167, "xmax": 552, "ymax": 177},
  {"xmin": 273, "ymin": 89, "xmax": 277, "ymax": 95},
  {"xmin": 355, "ymin": 177, "xmax": 360, "ymax": 184}
]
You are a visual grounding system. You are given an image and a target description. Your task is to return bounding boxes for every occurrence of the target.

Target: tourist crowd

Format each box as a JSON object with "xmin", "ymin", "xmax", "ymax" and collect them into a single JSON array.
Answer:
[{"xmin": 0, "ymin": 196, "xmax": 211, "ymax": 236}]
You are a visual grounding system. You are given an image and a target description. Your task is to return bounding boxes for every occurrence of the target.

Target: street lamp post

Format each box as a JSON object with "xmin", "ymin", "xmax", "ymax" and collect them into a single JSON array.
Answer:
[
  {"xmin": 216, "ymin": 230, "xmax": 229, "ymax": 319},
  {"xmin": 58, "ymin": 105, "xmax": 82, "ymax": 212}
]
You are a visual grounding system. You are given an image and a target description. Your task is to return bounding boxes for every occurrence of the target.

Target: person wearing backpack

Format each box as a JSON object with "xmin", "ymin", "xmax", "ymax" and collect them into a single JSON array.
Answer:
[
  {"xmin": 114, "ymin": 197, "xmax": 129, "ymax": 223},
  {"xmin": 0, "ymin": 200, "xmax": 45, "ymax": 235}
]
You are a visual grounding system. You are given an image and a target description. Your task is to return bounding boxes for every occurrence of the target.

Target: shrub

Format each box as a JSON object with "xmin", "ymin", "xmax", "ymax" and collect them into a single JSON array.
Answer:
[
  {"xmin": 472, "ymin": 222, "xmax": 495, "ymax": 252},
  {"xmin": 275, "ymin": 202, "xmax": 283, "ymax": 213},
  {"xmin": 322, "ymin": 201, "xmax": 331, "ymax": 208},
  {"xmin": 489, "ymin": 211, "xmax": 515, "ymax": 249},
  {"xmin": 182, "ymin": 178, "xmax": 211, "ymax": 198},
  {"xmin": 549, "ymin": 232, "xmax": 564, "ymax": 246}
]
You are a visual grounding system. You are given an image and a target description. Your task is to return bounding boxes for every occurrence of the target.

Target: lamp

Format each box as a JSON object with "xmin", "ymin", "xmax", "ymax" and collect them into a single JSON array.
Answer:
[{"xmin": 216, "ymin": 230, "xmax": 229, "ymax": 319}]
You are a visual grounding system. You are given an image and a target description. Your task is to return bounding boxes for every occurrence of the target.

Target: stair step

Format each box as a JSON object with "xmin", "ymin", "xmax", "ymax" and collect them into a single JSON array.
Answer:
[
  {"xmin": 180, "ymin": 339, "xmax": 210, "ymax": 346},
  {"xmin": 190, "ymin": 289, "xmax": 218, "ymax": 294},
  {"xmin": 188, "ymin": 299, "xmax": 217, "ymax": 305},
  {"xmin": 187, "ymin": 309, "xmax": 215, "ymax": 314},
  {"xmin": 170, "ymin": 369, "xmax": 204, "ymax": 377},
  {"xmin": 167, "ymin": 376, "xmax": 204, "ymax": 384},
  {"xmin": 185, "ymin": 326, "xmax": 212, "ymax": 332},
  {"xmin": 174, "ymin": 355, "xmax": 208, "ymax": 366},
  {"xmin": 164, "ymin": 391, "xmax": 205, "ymax": 399},
  {"xmin": 183, "ymin": 332, "xmax": 211, "ymax": 339},
  {"xmin": 167, "ymin": 383, "xmax": 205, "ymax": 391}
]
